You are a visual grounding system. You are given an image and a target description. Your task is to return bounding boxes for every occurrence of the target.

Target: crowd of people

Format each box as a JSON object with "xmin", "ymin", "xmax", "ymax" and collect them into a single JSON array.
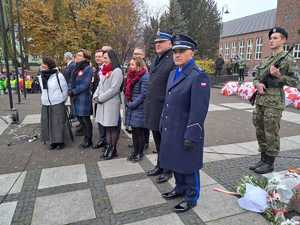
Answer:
[{"xmin": 39, "ymin": 31, "xmax": 211, "ymax": 212}]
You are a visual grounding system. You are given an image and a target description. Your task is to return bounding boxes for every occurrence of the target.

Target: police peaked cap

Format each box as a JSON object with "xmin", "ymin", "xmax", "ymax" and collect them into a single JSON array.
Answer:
[
  {"xmin": 172, "ymin": 34, "xmax": 197, "ymax": 51},
  {"xmin": 268, "ymin": 27, "xmax": 288, "ymax": 39},
  {"xmin": 154, "ymin": 30, "xmax": 173, "ymax": 43}
]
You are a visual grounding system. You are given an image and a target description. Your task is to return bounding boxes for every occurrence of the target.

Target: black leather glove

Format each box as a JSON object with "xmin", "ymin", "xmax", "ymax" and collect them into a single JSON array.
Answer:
[
  {"xmin": 184, "ymin": 139, "xmax": 194, "ymax": 151},
  {"xmin": 68, "ymin": 90, "xmax": 74, "ymax": 97}
]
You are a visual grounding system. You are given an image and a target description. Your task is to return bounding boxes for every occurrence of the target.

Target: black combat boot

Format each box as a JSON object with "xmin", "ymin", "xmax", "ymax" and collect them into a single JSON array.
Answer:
[
  {"xmin": 101, "ymin": 144, "xmax": 112, "ymax": 159},
  {"xmin": 105, "ymin": 145, "xmax": 117, "ymax": 160},
  {"xmin": 249, "ymin": 152, "xmax": 266, "ymax": 170},
  {"xmin": 254, "ymin": 155, "xmax": 275, "ymax": 174}
]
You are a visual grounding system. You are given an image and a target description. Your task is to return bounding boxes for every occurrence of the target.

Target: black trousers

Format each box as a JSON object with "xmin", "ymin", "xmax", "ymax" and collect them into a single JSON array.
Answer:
[
  {"xmin": 97, "ymin": 123, "xmax": 107, "ymax": 143},
  {"xmin": 132, "ymin": 127, "xmax": 146, "ymax": 156},
  {"xmin": 78, "ymin": 116, "xmax": 93, "ymax": 143},
  {"xmin": 239, "ymin": 69, "xmax": 245, "ymax": 81},
  {"xmin": 152, "ymin": 130, "xmax": 171, "ymax": 174},
  {"xmin": 144, "ymin": 128, "xmax": 150, "ymax": 144}
]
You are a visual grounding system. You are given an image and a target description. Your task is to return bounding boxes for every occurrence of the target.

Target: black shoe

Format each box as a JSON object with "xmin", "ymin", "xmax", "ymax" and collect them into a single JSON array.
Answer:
[
  {"xmin": 146, "ymin": 167, "xmax": 163, "ymax": 176},
  {"xmin": 93, "ymin": 140, "xmax": 106, "ymax": 149},
  {"xmin": 173, "ymin": 200, "xmax": 196, "ymax": 213},
  {"xmin": 132, "ymin": 154, "xmax": 143, "ymax": 162},
  {"xmin": 254, "ymin": 155, "xmax": 275, "ymax": 174},
  {"xmin": 49, "ymin": 143, "xmax": 57, "ymax": 150},
  {"xmin": 56, "ymin": 143, "xmax": 64, "ymax": 150},
  {"xmin": 105, "ymin": 149, "xmax": 117, "ymax": 160},
  {"xmin": 156, "ymin": 173, "xmax": 172, "ymax": 183},
  {"xmin": 249, "ymin": 153, "xmax": 266, "ymax": 170},
  {"xmin": 102, "ymin": 144, "xmax": 112, "ymax": 158},
  {"xmin": 152, "ymin": 149, "xmax": 157, "ymax": 153},
  {"xmin": 80, "ymin": 141, "xmax": 92, "ymax": 149},
  {"xmin": 162, "ymin": 190, "xmax": 183, "ymax": 200}
]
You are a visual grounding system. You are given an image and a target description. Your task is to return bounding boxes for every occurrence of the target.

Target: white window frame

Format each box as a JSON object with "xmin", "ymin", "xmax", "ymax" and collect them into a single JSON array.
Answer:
[
  {"xmin": 225, "ymin": 43, "xmax": 230, "ymax": 60},
  {"xmin": 231, "ymin": 42, "xmax": 236, "ymax": 59},
  {"xmin": 255, "ymin": 37, "xmax": 263, "ymax": 60},
  {"xmin": 283, "ymin": 44, "xmax": 289, "ymax": 53},
  {"xmin": 219, "ymin": 44, "xmax": 223, "ymax": 55},
  {"xmin": 293, "ymin": 44, "xmax": 300, "ymax": 59},
  {"xmin": 246, "ymin": 39, "xmax": 253, "ymax": 60},
  {"xmin": 239, "ymin": 40, "xmax": 245, "ymax": 59}
]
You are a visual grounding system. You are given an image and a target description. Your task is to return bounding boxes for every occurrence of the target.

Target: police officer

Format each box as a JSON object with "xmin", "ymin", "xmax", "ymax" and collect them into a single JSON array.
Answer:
[
  {"xmin": 160, "ymin": 34, "xmax": 210, "ymax": 212},
  {"xmin": 145, "ymin": 31, "xmax": 175, "ymax": 183},
  {"xmin": 250, "ymin": 27, "xmax": 300, "ymax": 174}
]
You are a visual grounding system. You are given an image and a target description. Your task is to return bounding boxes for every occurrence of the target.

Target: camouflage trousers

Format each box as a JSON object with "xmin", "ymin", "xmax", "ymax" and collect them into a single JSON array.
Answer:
[{"xmin": 252, "ymin": 105, "xmax": 283, "ymax": 157}]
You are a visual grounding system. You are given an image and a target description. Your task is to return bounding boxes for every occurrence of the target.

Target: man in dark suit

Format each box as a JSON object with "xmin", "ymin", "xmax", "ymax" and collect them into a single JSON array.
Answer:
[
  {"xmin": 144, "ymin": 31, "xmax": 175, "ymax": 183},
  {"xmin": 159, "ymin": 34, "xmax": 210, "ymax": 212}
]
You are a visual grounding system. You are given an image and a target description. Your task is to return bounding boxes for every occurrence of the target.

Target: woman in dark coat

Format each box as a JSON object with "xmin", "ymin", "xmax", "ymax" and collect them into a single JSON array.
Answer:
[
  {"xmin": 69, "ymin": 49, "xmax": 93, "ymax": 148},
  {"xmin": 125, "ymin": 58, "xmax": 149, "ymax": 161}
]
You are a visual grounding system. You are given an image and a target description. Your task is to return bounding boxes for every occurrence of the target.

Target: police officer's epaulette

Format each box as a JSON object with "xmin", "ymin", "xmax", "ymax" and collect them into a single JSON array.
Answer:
[{"xmin": 193, "ymin": 66, "xmax": 204, "ymax": 74}]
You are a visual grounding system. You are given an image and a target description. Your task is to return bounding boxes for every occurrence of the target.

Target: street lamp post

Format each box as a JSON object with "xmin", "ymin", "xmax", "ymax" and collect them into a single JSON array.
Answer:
[
  {"xmin": 0, "ymin": 0, "xmax": 14, "ymax": 110},
  {"xmin": 16, "ymin": 0, "xmax": 26, "ymax": 99},
  {"xmin": 8, "ymin": 0, "xmax": 21, "ymax": 104}
]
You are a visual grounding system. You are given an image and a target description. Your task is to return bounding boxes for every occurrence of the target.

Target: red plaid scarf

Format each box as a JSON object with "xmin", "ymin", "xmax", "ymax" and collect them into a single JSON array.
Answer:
[{"xmin": 125, "ymin": 68, "xmax": 146, "ymax": 101}]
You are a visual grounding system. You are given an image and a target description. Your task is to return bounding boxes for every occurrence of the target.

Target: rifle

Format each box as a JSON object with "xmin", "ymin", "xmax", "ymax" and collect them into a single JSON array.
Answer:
[{"xmin": 249, "ymin": 46, "xmax": 294, "ymax": 106}]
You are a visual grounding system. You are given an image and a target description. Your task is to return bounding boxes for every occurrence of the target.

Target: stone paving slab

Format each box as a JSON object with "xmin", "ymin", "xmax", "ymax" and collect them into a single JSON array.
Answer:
[
  {"xmin": 282, "ymin": 111, "xmax": 300, "ymax": 122},
  {"xmin": 193, "ymin": 184, "xmax": 245, "ymax": 222},
  {"xmin": 208, "ymin": 104, "xmax": 231, "ymax": 112},
  {"xmin": 106, "ymin": 178, "xmax": 166, "ymax": 213},
  {"xmin": 209, "ymin": 143, "xmax": 257, "ymax": 159},
  {"xmin": 21, "ymin": 114, "xmax": 41, "ymax": 125},
  {"xmin": 98, "ymin": 158, "xmax": 145, "ymax": 179},
  {"xmin": 280, "ymin": 138, "xmax": 300, "ymax": 151},
  {"xmin": 220, "ymin": 103, "xmax": 255, "ymax": 110},
  {"xmin": 31, "ymin": 189, "xmax": 96, "ymax": 225},
  {"xmin": 0, "ymin": 115, "xmax": 10, "ymax": 136},
  {"xmin": 203, "ymin": 148, "xmax": 227, "ymax": 162},
  {"xmin": 206, "ymin": 212, "xmax": 269, "ymax": 225},
  {"xmin": 0, "ymin": 201, "xmax": 17, "ymax": 225},
  {"xmin": 122, "ymin": 213, "xmax": 185, "ymax": 225},
  {"xmin": 285, "ymin": 135, "xmax": 300, "ymax": 144},
  {"xmin": 38, "ymin": 164, "xmax": 87, "ymax": 189},
  {"xmin": 0, "ymin": 172, "xmax": 26, "ymax": 196}
]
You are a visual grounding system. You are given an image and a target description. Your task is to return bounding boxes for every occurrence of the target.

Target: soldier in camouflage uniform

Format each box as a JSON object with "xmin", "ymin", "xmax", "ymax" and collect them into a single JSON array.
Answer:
[{"xmin": 250, "ymin": 27, "xmax": 300, "ymax": 174}]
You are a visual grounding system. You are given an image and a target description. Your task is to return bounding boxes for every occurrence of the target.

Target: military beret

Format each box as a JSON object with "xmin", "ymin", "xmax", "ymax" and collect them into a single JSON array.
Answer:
[
  {"xmin": 154, "ymin": 30, "xmax": 173, "ymax": 43},
  {"xmin": 268, "ymin": 27, "xmax": 288, "ymax": 39},
  {"xmin": 172, "ymin": 34, "xmax": 197, "ymax": 51}
]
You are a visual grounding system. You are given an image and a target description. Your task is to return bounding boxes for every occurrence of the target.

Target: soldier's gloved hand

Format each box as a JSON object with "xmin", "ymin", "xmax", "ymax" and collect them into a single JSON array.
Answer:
[{"xmin": 184, "ymin": 139, "xmax": 194, "ymax": 151}]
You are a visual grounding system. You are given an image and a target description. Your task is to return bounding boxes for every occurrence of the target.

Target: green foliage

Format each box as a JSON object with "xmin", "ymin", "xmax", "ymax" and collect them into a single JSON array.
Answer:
[{"xmin": 195, "ymin": 59, "xmax": 215, "ymax": 74}]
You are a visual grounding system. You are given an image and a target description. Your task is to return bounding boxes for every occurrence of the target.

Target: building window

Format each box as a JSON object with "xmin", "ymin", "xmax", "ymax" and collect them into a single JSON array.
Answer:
[
  {"xmin": 283, "ymin": 44, "xmax": 289, "ymax": 53},
  {"xmin": 255, "ymin": 37, "xmax": 263, "ymax": 60},
  {"xmin": 231, "ymin": 42, "xmax": 236, "ymax": 59},
  {"xmin": 293, "ymin": 44, "xmax": 300, "ymax": 59},
  {"xmin": 225, "ymin": 43, "xmax": 230, "ymax": 59},
  {"xmin": 219, "ymin": 44, "xmax": 223, "ymax": 55},
  {"xmin": 239, "ymin": 40, "xmax": 245, "ymax": 59},
  {"xmin": 246, "ymin": 39, "xmax": 253, "ymax": 60}
]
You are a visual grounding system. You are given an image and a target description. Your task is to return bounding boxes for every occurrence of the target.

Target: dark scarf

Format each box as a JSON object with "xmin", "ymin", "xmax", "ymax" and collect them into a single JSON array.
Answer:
[
  {"xmin": 125, "ymin": 68, "xmax": 146, "ymax": 101},
  {"xmin": 41, "ymin": 68, "xmax": 58, "ymax": 89},
  {"xmin": 73, "ymin": 60, "xmax": 90, "ymax": 76},
  {"xmin": 102, "ymin": 63, "xmax": 113, "ymax": 77}
]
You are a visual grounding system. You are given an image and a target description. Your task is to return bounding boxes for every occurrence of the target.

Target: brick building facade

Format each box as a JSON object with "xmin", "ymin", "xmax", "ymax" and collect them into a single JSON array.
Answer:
[{"xmin": 219, "ymin": 0, "xmax": 300, "ymax": 73}]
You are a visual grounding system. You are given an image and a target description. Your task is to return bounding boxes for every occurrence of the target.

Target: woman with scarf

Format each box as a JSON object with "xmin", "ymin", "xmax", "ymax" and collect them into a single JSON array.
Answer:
[
  {"xmin": 39, "ymin": 56, "xmax": 68, "ymax": 150},
  {"xmin": 69, "ymin": 49, "xmax": 93, "ymax": 148},
  {"xmin": 93, "ymin": 50, "xmax": 123, "ymax": 160},
  {"xmin": 125, "ymin": 57, "xmax": 149, "ymax": 161}
]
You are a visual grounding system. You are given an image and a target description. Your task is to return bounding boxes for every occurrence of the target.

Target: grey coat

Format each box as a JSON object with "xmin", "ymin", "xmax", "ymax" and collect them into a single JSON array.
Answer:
[{"xmin": 93, "ymin": 68, "xmax": 123, "ymax": 127}]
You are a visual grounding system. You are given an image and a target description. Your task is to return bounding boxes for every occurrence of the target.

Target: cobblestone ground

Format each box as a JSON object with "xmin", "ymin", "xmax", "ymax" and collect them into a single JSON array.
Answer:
[{"xmin": 0, "ymin": 88, "xmax": 299, "ymax": 225}]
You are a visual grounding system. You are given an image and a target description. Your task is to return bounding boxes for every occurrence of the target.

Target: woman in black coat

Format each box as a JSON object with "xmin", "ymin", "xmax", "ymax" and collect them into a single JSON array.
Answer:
[{"xmin": 124, "ymin": 58, "xmax": 149, "ymax": 161}]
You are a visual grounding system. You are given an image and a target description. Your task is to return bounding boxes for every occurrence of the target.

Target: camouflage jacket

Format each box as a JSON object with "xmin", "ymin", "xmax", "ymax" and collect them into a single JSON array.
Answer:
[{"xmin": 253, "ymin": 51, "xmax": 300, "ymax": 110}]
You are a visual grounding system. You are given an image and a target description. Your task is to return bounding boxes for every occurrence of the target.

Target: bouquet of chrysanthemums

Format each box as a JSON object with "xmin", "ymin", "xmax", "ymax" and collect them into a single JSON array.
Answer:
[{"xmin": 236, "ymin": 171, "xmax": 300, "ymax": 225}]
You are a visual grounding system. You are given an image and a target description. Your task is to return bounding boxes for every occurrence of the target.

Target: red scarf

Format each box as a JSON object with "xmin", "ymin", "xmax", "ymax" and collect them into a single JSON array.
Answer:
[
  {"xmin": 102, "ymin": 63, "xmax": 113, "ymax": 77},
  {"xmin": 125, "ymin": 68, "xmax": 146, "ymax": 101}
]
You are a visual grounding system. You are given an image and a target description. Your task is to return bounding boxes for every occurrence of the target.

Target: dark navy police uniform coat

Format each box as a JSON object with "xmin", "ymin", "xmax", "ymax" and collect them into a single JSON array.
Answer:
[{"xmin": 159, "ymin": 60, "xmax": 210, "ymax": 174}]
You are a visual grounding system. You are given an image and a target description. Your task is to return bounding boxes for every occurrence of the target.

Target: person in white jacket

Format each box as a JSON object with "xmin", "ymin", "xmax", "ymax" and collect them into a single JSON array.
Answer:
[{"xmin": 39, "ymin": 56, "xmax": 68, "ymax": 150}]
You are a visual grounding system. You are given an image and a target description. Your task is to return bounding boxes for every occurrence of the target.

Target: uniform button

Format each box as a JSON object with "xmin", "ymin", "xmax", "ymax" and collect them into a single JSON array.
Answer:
[
  {"xmin": 166, "ymin": 104, "xmax": 169, "ymax": 107},
  {"xmin": 168, "ymin": 91, "xmax": 171, "ymax": 95},
  {"xmin": 165, "ymin": 116, "xmax": 167, "ymax": 119},
  {"xmin": 164, "ymin": 128, "xmax": 167, "ymax": 131}
]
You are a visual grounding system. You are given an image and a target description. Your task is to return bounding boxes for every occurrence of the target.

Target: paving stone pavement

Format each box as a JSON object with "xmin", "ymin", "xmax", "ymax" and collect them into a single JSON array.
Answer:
[{"xmin": 1, "ymin": 90, "xmax": 300, "ymax": 225}]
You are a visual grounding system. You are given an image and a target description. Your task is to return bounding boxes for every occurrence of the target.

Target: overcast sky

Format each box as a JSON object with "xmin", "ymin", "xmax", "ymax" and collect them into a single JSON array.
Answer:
[{"xmin": 144, "ymin": 0, "xmax": 277, "ymax": 22}]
